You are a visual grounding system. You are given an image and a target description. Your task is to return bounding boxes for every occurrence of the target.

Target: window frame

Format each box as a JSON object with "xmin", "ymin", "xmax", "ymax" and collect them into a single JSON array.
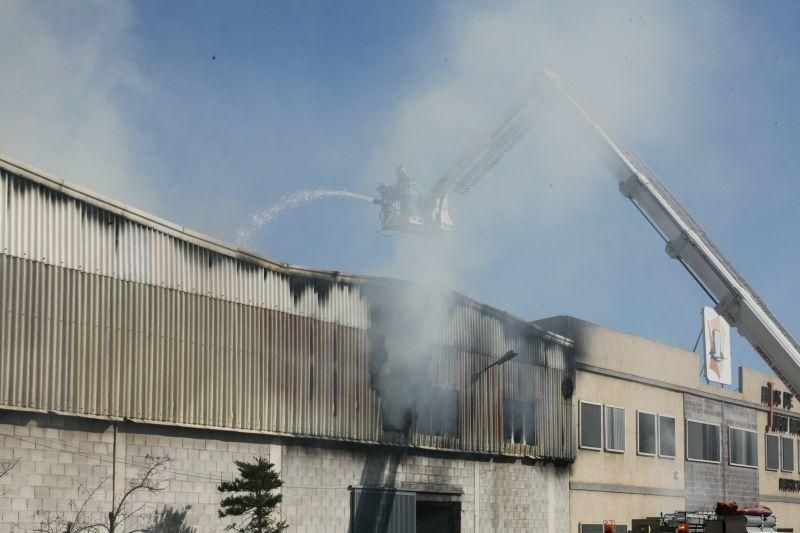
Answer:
[
  {"xmin": 604, "ymin": 404, "xmax": 626, "ymax": 453},
  {"xmin": 416, "ymin": 388, "xmax": 459, "ymax": 438},
  {"xmin": 781, "ymin": 435, "xmax": 795, "ymax": 473},
  {"xmin": 579, "ymin": 400, "xmax": 603, "ymax": 451},
  {"xmin": 685, "ymin": 419, "xmax": 722, "ymax": 464},
  {"xmin": 503, "ymin": 398, "xmax": 536, "ymax": 446},
  {"xmin": 765, "ymin": 433, "xmax": 780, "ymax": 471},
  {"xmin": 658, "ymin": 415, "xmax": 676, "ymax": 459},
  {"xmin": 636, "ymin": 410, "xmax": 657, "ymax": 457},
  {"xmin": 727, "ymin": 426, "xmax": 758, "ymax": 469}
]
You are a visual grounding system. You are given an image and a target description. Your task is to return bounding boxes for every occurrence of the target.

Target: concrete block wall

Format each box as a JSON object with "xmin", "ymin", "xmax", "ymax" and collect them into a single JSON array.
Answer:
[
  {"xmin": 0, "ymin": 411, "xmax": 277, "ymax": 533},
  {"xmin": 281, "ymin": 445, "xmax": 482, "ymax": 533},
  {"xmin": 122, "ymin": 424, "xmax": 277, "ymax": 532},
  {"xmin": 0, "ymin": 411, "xmax": 115, "ymax": 532},
  {"xmin": 280, "ymin": 444, "xmax": 567, "ymax": 533},
  {"xmin": 720, "ymin": 402, "xmax": 759, "ymax": 507},
  {"xmin": 478, "ymin": 460, "xmax": 567, "ymax": 532},
  {"xmin": 0, "ymin": 409, "xmax": 569, "ymax": 532},
  {"xmin": 683, "ymin": 394, "xmax": 759, "ymax": 510}
]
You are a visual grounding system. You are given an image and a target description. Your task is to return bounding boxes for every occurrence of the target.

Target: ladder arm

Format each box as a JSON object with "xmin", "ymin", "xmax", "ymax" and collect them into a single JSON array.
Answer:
[
  {"xmin": 545, "ymin": 71, "xmax": 800, "ymax": 398},
  {"xmin": 426, "ymin": 77, "xmax": 555, "ymax": 205}
]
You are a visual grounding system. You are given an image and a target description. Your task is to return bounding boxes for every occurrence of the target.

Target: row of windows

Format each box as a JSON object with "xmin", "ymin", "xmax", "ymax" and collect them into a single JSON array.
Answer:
[
  {"xmin": 685, "ymin": 422, "xmax": 795, "ymax": 472},
  {"xmin": 765, "ymin": 433, "xmax": 796, "ymax": 472},
  {"xmin": 580, "ymin": 402, "xmax": 800, "ymax": 471},
  {"xmin": 579, "ymin": 401, "xmax": 675, "ymax": 457},
  {"xmin": 414, "ymin": 389, "xmax": 538, "ymax": 446}
]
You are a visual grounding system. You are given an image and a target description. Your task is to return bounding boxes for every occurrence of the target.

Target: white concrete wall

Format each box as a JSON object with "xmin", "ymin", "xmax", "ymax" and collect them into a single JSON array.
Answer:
[
  {"xmin": 280, "ymin": 444, "xmax": 568, "ymax": 533},
  {"xmin": 0, "ymin": 410, "xmax": 570, "ymax": 533},
  {"xmin": 0, "ymin": 411, "xmax": 114, "ymax": 532}
]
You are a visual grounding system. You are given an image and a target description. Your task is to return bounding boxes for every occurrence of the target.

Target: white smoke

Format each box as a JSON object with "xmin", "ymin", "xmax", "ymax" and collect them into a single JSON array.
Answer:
[
  {"xmin": 0, "ymin": 1, "xmax": 157, "ymax": 211},
  {"xmin": 358, "ymin": 1, "xmax": 728, "ymax": 334},
  {"xmin": 347, "ymin": 0, "xmax": 792, "ymax": 392}
]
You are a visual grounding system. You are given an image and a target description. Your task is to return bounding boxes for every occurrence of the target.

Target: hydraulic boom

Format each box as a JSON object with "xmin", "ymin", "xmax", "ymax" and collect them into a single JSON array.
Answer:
[
  {"xmin": 374, "ymin": 71, "xmax": 800, "ymax": 398},
  {"xmin": 545, "ymin": 71, "xmax": 800, "ymax": 398}
]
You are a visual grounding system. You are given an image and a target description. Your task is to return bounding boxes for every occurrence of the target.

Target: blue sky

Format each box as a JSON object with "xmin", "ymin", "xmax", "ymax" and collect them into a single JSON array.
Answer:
[{"xmin": 2, "ymin": 0, "xmax": 799, "ymax": 381}]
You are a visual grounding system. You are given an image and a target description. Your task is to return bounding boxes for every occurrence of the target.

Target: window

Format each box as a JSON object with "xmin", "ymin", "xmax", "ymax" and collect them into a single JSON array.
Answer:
[
  {"xmin": 637, "ymin": 411, "xmax": 656, "ymax": 456},
  {"xmin": 503, "ymin": 399, "xmax": 536, "ymax": 445},
  {"xmin": 781, "ymin": 436, "xmax": 794, "ymax": 472},
  {"xmin": 766, "ymin": 434, "xmax": 780, "ymax": 471},
  {"xmin": 686, "ymin": 420, "xmax": 721, "ymax": 463},
  {"xmin": 416, "ymin": 389, "xmax": 458, "ymax": 438},
  {"xmin": 604, "ymin": 405, "xmax": 625, "ymax": 452},
  {"xmin": 728, "ymin": 427, "xmax": 758, "ymax": 468},
  {"xmin": 579, "ymin": 401, "xmax": 602, "ymax": 450},
  {"xmin": 658, "ymin": 415, "xmax": 676, "ymax": 458},
  {"xmin": 417, "ymin": 498, "xmax": 460, "ymax": 533}
]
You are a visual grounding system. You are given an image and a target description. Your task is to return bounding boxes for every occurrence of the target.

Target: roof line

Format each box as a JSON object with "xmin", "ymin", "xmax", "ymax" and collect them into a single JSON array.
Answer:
[{"xmin": 0, "ymin": 154, "xmax": 573, "ymax": 347}]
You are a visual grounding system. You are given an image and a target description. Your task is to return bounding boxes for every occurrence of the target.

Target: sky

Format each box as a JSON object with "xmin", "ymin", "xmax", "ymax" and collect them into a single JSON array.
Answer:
[{"xmin": 1, "ymin": 0, "xmax": 799, "ymax": 382}]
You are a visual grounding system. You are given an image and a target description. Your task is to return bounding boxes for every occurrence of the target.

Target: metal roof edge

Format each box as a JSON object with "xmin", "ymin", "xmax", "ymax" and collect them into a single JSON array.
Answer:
[{"xmin": 0, "ymin": 154, "xmax": 572, "ymax": 346}]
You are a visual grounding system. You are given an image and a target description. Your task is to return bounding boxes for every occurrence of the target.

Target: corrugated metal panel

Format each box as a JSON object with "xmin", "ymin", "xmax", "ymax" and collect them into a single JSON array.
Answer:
[
  {"xmin": 0, "ymin": 253, "xmax": 381, "ymax": 440},
  {"xmin": 0, "ymin": 167, "xmax": 370, "ymax": 329},
  {"xmin": 0, "ymin": 161, "xmax": 575, "ymax": 460}
]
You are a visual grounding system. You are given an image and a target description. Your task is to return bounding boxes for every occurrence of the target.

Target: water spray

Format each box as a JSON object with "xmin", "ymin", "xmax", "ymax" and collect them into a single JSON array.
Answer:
[{"xmin": 236, "ymin": 188, "xmax": 376, "ymax": 247}]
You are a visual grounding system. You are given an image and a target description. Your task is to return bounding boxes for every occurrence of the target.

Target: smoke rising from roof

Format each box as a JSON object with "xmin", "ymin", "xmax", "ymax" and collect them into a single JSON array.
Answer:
[
  {"xmin": 354, "ymin": 1, "xmax": 737, "ymax": 349},
  {"xmin": 353, "ymin": 1, "xmax": 728, "ymax": 425}
]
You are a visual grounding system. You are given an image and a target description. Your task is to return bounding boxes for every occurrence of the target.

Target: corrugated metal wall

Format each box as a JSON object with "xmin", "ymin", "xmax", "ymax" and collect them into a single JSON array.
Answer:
[
  {"xmin": 0, "ymin": 161, "xmax": 575, "ymax": 460},
  {"xmin": 0, "ymin": 166, "xmax": 369, "ymax": 329}
]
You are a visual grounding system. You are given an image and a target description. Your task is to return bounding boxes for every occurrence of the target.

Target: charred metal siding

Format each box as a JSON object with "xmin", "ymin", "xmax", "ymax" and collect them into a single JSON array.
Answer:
[{"xmin": 0, "ymin": 159, "xmax": 575, "ymax": 460}]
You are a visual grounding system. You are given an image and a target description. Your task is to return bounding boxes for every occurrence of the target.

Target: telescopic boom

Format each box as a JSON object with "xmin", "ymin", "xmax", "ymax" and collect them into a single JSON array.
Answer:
[{"xmin": 544, "ymin": 71, "xmax": 800, "ymax": 398}]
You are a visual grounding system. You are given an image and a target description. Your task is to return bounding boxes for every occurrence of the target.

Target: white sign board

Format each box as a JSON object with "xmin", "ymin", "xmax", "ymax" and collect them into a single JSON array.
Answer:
[{"xmin": 703, "ymin": 307, "xmax": 732, "ymax": 385}]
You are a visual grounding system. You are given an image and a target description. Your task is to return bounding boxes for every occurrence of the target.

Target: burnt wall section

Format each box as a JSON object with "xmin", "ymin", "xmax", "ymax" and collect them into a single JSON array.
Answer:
[
  {"xmin": 683, "ymin": 394, "xmax": 759, "ymax": 510},
  {"xmin": 363, "ymin": 280, "xmax": 575, "ymax": 459},
  {"xmin": 0, "ymin": 253, "xmax": 379, "ymax": 442},
  {"xmin": 0, "ymin": 166, "xmax": 371, "ymax": 330},
  {"xmin": 0, "ymin": 163, "xmax": 575, "ymax": 460},
  {"xmin": 0, "ymin": 253, "xmax": 574, "ymax": 459}
]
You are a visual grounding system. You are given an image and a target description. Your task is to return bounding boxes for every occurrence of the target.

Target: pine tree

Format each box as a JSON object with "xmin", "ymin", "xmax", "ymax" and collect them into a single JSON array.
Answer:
[{"xmin": 218, "ymin": 456, "xmax": 287, "ymax": 533}]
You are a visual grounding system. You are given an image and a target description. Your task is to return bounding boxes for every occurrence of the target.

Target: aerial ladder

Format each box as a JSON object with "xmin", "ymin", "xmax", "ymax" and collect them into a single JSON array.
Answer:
[{"xmin": 373, "ymin": 71, "xmax": 800, "ymax": 399}]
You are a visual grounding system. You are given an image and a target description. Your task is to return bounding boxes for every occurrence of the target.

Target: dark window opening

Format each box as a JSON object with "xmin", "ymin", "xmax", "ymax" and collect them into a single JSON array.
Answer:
[
  {"xmin": 658, "ymin": 415, "xmax": 676, "ymax": 458},
  {"xmin": 579, "ymin": 401, "xmax": 602, "ymax": 450},
  {"xmin": 686, "ymin": 420, "xmax": 721, "ymax": 463},
  {"xmin": 637, "ymin": 411, "xmax": 656, "ymax": 456},
  {"xmin": 781, "ymin": 436, "xmax": 794, "ymax": 472},
  {"xmin": 503, "ymin": 399, "xmax": 536, "ymax": 445},
  {"xmin": 416, "ymin": 389, "xmax": 459, "ymax": 438},
  {"xmin": 729, "ymin": 427, "xmax": 758, "ymax": 468},
  {"xmin": 766, "ymin": 433, "xmax": 780, "ymax": 471},
  {"xmin": 605, "ymin": 406, "xmax": 625, "ymax": 452},
  {"xmin": 416, "ymin": 500, "xmax": 460, "ymax": 533}
]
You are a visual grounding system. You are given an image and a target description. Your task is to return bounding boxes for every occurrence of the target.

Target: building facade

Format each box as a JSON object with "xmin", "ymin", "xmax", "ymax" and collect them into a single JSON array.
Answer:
[
  {"xmin": 535, "ymin": 316, "xmax": 800, "ymax": 532},
  {"xmin": 0, "ymin": 156, "xmax": 574, "ymax": 532},
  {"xmin": 3, "ymin": 155, "xmax": 800, "ymax": 532}
]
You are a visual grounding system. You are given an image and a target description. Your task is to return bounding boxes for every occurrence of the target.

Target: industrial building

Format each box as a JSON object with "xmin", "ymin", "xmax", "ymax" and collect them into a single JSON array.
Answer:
[
  {"xmin": 0, "ymin": 157, "xmax": 573, "ymax": 532},
  {"xmin": 1, "ymin": 155, "xmax": 799, "ymax": 532}
]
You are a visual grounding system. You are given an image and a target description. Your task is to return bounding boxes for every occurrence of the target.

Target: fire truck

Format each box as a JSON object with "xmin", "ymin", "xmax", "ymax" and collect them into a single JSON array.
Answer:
[{"xmin": 631, "ymin": 510, "xmax": 779, "ymax": 533}]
